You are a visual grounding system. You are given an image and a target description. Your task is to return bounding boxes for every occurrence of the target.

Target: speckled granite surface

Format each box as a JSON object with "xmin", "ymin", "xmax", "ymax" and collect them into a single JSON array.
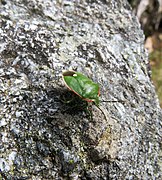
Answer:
[{"xmin": 0, "ymin": 0, "xmax": 161, "ymax": 179}]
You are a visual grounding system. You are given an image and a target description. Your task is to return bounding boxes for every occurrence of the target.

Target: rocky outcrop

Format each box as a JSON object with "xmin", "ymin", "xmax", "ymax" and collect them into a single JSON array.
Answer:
[{"xmin": 0, "ymin": 0, "xmax": 161, "ymax": 179}]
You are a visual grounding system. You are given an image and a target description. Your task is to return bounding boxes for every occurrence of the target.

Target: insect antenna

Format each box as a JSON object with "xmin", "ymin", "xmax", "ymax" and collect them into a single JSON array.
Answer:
[
  {"xmin": 100, "ymin": 100, "xmax": 125, "ymax": 103},
  {"xmin": 94, "ymin": 105, "xmax": 108, "ymax": 122}
]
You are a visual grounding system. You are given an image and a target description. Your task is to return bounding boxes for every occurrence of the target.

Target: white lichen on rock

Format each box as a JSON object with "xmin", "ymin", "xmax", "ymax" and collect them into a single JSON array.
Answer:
[{"xmin": 0, "ymin": 0, "xmax": 161, "ymax": 179}]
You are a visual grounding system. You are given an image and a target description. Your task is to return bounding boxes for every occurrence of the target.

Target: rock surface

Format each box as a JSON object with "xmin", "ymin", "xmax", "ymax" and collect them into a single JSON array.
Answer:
[{"xmin": 0, "ymin": 0, "xmax": 161, "ymax": 179}]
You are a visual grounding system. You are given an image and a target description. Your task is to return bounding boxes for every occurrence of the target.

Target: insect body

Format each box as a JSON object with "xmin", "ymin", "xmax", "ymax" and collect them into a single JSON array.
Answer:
[{"xmin": 62, "ymin": 70, "xmax": 100, "ymax": 106}]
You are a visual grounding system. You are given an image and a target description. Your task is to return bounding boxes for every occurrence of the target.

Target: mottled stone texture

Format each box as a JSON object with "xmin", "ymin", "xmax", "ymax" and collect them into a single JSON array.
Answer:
[{"xmin": 0, "ymin": 0, "xmax": 161, "ymax": 179}]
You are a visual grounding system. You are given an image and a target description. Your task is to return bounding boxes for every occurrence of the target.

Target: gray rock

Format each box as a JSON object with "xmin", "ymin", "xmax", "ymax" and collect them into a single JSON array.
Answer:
[{"xmin": 0, "ymin": 0, "xmax": 161, "ymax": 179}]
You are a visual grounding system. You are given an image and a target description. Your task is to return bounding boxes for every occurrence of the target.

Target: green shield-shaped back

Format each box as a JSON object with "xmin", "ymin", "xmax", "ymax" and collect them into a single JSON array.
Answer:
[{"xmin": 63, "ymin": 71, "xmax": 99, "ymax": 106}]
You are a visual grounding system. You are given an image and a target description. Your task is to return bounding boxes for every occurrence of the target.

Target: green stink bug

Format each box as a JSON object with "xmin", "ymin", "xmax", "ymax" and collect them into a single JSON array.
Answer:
[
  {"xmin": 62, "ymin": 70, "xmax": 100, "ymax": 106},
  {"xmin": 62, "ymin": 70, "xmax": 123, "ymax": 121}
]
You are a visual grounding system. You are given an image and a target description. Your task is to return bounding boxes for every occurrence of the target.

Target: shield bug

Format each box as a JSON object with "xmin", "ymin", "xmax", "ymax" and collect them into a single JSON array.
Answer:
[
  {"xmin": 62, "ymin": 70, "xmax": 100, "ymax": 106},
  {"xmin": 62, "ymin": 70, "xmax": 123, "ymax": 120},
  {"xmin": 62, "ymin": 70, "xmax": 108, "ymax": 120}
]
